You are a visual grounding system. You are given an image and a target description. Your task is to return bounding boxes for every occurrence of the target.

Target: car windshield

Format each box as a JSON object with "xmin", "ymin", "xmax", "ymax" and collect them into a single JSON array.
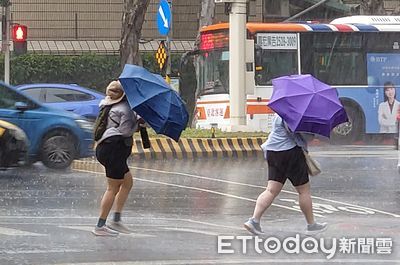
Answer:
[
  {"xmin": 0, "ymin": 84, "xmax": 38, "ymax": 109},
  {"xmin": 196, "ymin": 49, "xmax": 229, "ymax": 95}
]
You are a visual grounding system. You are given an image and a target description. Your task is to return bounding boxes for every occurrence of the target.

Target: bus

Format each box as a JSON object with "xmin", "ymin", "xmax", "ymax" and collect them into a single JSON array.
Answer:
[{"xmin": 194, "ymin": 16, "xmax": 400, "ymax": 142}]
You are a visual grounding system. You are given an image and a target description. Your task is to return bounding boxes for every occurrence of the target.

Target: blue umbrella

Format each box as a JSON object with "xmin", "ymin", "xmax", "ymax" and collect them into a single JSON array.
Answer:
[{"xmin": 119, "ymin": 64, "xmax": 188, "ymax": 142}]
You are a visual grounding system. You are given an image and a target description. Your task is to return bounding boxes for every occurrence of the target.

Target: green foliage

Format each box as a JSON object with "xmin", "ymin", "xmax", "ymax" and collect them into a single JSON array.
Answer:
[
  {"xmin": 0, "ymin": 52, "xmax": 182, "ymax": 92},
  {"xmin": 8, "ymin": 54, "xmax": 121, "ymax": 91},
  {"xmin": 0, "ymin": 0, "xmax": 11, "ymax": 7}
]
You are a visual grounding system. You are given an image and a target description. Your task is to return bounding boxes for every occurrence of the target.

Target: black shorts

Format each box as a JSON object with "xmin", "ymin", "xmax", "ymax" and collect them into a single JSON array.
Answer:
[
  {"xmin": 266, "ymin": 146, "xmax": 309, "ymax": 186},
  {"xmin": 95, "ymin": 136, "xmax": 132, "ymax": 180}
]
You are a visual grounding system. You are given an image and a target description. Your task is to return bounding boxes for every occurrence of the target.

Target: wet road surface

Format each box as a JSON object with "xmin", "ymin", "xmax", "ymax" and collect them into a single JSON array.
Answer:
[{"xmin": 0, "ymin": 145, "xmax": 399, "ymax": 264}]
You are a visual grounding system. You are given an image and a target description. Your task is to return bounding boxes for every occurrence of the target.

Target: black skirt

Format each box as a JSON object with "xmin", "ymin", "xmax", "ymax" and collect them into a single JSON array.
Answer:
[{"xmin": 95, "ymin": 136, "xmax": 132, "ymax": 179}]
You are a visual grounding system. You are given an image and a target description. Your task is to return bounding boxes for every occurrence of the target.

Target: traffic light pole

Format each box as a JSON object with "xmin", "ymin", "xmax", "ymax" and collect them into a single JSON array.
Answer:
[{"xmin": 2, "ymin": 4, "xmax": 10, "ymax": 84}]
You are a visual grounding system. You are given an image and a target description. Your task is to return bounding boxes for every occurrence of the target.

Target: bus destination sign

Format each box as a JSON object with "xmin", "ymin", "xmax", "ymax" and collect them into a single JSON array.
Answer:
[{"xmin": 257, "ymin": 33, "xmax": 297, "ymax": 50}]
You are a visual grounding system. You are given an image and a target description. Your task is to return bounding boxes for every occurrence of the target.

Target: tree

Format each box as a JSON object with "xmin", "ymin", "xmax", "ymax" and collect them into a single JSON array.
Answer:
[
  {"xmin": 180, "ymin": 0, "xmax": 216, "ymax": 127},
  {"xmin": 359, "ymin": 0, "xmax": 386, "ymax": 15},
  {"xmin": 195, "ymin": 0, "xmax": 216, "ymax": 48},
  {"xmin": 120, "ymin": 0, "xmax": 151, "ymax": 67},
  {"xmin": 0, "ymin": 0, "xmax": 10, "ymax": 7}
]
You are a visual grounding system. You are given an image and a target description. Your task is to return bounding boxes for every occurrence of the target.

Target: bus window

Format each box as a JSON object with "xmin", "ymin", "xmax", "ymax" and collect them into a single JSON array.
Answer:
[
  {"xmin": 197, "ymin": 50, "xmax": 229, "ymax": 95},
  {"xmin": 255, "ymin": 50, "xmax": 298, "ymax": 85},
  {"xmin": 301, "ymin": 33, "xmax": 366, "ymax": 85},
  {"xmin": 366, "ymin": 32, "xmax": 400, "ymax": 52}
]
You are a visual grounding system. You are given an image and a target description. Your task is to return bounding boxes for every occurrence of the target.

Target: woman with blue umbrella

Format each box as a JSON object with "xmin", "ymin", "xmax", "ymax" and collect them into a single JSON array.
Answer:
[{"xmin": 92, "ymin": 80, "xmax": 141, "ymax": 236}]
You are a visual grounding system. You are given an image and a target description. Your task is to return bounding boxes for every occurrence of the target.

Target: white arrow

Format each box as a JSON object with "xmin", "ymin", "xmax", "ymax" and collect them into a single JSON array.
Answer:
[{"xmin": 159, "ymin": 5, "xmax": 169, "ymax": 28}]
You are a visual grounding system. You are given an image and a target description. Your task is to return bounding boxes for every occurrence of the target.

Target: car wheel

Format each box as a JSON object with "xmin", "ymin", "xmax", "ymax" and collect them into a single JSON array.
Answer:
[
  {"xmin": 330, "ymin": 104, "xmax": 363, "ymax": 144},
  {"xmin": 41, "ymin": 133, "xmax": 76, "ymax": 169}
]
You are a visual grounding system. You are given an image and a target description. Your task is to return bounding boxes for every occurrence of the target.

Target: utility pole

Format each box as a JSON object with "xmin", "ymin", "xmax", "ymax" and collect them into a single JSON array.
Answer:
[
  {"xmin": 1, "ymin": 0, "xmax": 10, "ymax": 84},
  {"xmin": 215, "ymin": 0, "xmax": 248, "ymax": 131},
  {"xmin": 165, "ymin": 0, "xmax": 172, "ymax": 84}
]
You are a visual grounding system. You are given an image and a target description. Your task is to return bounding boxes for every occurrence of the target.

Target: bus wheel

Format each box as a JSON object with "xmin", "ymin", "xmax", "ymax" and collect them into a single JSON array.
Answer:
[{"xmin": 330, "ymin": 105, "xmax": 363, "ymax": 144}]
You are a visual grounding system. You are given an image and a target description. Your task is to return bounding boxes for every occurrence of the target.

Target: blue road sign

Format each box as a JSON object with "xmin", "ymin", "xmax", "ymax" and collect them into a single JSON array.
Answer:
[{"xmin": 157, "ymin": 0, "xmax": 171, "ymax": 36}]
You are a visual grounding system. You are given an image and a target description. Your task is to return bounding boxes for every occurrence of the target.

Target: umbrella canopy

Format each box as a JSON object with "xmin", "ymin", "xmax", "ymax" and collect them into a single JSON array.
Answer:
[
  {"xmin": 269, "ymin": 74, "xmax": 348, "ymax": 137},
  {"xmin": 119, "ymin": 64, "xmax": 188, "ymax": 142}
]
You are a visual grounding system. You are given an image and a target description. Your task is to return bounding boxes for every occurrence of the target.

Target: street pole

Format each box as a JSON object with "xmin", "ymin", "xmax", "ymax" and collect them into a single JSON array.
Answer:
[
  {"xmin": 217, "ymin": 0, "xmax": 248, "ymax": 131},
  {"xmin": 3, "ymin": 3, "xmax": 10, "ymax": 84},
  {"xmin": 166, "ymin": 0, "xmax": 172, "ymax": 84}
]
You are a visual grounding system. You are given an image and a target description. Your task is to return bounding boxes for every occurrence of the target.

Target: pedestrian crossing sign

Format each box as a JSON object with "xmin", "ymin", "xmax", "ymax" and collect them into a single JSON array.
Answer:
[{"xmin": 155, "ymin": 41, "xmax": 168, "ymax": 70}]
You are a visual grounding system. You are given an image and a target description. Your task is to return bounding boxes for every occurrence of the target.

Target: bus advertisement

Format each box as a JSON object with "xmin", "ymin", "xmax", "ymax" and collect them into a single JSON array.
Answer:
[{"xmin": 192, "ymin": 16, "xmax": 400, "ymax": 143}]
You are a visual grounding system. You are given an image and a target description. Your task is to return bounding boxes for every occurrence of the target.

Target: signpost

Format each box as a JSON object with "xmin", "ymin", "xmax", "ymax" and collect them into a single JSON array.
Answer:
[
  {"xmin": 157, "ymin": 0, "xmax": 172, "ymax": 83},
  {"xmin": 157, "ymin": 0, "xmax": 171, "ymax": 36},
  {"xmin": 155, "ymin": 40, "xmax": 168, "ymax": 71}
]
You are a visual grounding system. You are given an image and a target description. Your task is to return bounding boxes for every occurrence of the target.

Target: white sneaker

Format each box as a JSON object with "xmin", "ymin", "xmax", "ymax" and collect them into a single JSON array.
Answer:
[
  {"xmin": 244, "ymin": 218, "xmax": 264, "ymax": 235},
  {"xmin": 305, "ymin": 222, "xmax": 327, "ymax": 235},
  {"xmin": 92, "ymin": 225, "xmax": 119, "ymax": 236},
  {"xmin": 108, "ymin": 221, "xmax": 131, "ymax": 234}
]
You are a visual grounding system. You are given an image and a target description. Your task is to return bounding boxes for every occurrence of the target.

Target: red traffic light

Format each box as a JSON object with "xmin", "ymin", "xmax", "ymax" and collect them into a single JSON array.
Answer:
[{"xmin": 12, "ymin": 24, "xmax": 27, "ymax": 42}]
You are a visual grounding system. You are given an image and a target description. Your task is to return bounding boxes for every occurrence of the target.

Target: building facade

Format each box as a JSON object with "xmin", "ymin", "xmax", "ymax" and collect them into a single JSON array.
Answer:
[{"xmin": 9, "ymin": 0, "xmax": 399, "ymax": 53}]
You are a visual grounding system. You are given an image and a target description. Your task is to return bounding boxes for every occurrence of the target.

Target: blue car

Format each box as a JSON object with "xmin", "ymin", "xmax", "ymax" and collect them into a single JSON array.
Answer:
[
  {"xmin": 16, "ymin": 83, "xmax": 105, "ymax": 121},
  {"xmin": 0, "ymin": 82, "xmax": 94, "ymax": 169}
]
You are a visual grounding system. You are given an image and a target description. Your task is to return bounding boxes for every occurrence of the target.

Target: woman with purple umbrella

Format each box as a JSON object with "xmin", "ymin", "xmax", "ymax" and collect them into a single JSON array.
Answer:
[{"xmin": 243, "ymin": 114, "xmax": 327, "ymax": 236}]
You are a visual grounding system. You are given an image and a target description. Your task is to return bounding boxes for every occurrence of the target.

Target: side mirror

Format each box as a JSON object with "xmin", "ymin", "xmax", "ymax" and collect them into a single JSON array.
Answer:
[{"xmin": 15, "ymin": 102, "xmax": 29, "ymax": 112}]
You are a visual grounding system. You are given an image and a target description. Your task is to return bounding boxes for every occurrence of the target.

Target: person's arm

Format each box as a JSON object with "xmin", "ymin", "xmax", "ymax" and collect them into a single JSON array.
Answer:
[
  {"xmin": 115, "ymin": 107, "xmax": 137, "ymax": 137},
  {"xmin": 282, "ymin": 120, "xmax": 308, "ymax": 150}
]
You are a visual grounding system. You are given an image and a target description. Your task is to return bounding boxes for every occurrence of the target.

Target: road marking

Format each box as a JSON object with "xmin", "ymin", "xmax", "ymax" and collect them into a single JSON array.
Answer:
[
  {"xmin": 0, "ymin": 226, "xmax": 46, "ymax": 236},
  {"xmin": 132, "ymin": 177, "xmax": 323, "ymax": 217},
  {"xmin": 127, "ymin": 166, "xmax": 400, "ymax": 218},
  {"xmin": 75, "ymin": 167, "xmax": 323, "ymax": 217},
  {"xmin": 5, "ymin": 249, "xmax": 91, "ymax": 254},
  {"xmin": 160, "ymin": 227, "xmax": 219, "ymax": 236},
  {"xmin": 59, "ymin": 225, "xmax": 155, "ymax": 238},
  {"xmin": 51, "ymin": 258, "xmax": 400, "ymax": 265}
]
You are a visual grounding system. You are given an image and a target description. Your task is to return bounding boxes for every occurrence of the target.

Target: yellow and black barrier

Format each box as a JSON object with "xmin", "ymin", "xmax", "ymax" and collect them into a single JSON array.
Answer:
[{"xmin": 131, "ymin": 137, "xmax": 266, "ymax": 159}]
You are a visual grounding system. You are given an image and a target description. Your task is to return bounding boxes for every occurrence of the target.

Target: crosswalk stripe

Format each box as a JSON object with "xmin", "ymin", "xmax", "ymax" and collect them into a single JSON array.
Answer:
[
  {"xmin": 0, "ymin": 226, "xmax": 46, "ymax": 236},
  {"xmin": 59, "ymin": 225, "xmax": 155, "ymax": 238},
  {"xmin": 160, "ymin": 227, "xmax": 219, "ymax": 236}
]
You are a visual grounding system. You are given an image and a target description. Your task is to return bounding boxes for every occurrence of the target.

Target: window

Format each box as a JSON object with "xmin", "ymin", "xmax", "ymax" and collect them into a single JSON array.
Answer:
[
  {"xmin": 197, "ymin": 50, "xmax": 229, "ymax": 95},
  {"xmin": 301, "ymin": 33, "xmax": 367, "ymax": 85},
  {"xmin": 366, "ymin": 32, "xmax": 400, "ymax": 52},
  {"xmin": 255, "ymin": 50, "xmax": 298, "ymax": 85},
  {"xmin": 44, "ymin": 88, "xmax": 94, "ymax": 103},
  {"xmin": 0, "ymin": 85, "xmax": 36, "ymax": 109},
  {"xmin": 22, "ymin": 88, "xmax": 43, "ymax": 102}
]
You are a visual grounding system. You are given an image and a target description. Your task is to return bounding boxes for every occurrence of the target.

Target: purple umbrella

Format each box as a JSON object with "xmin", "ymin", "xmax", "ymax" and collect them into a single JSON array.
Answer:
[{"xmin": 269, "ymin": 74, "xmax": 348, "ymax": 138}]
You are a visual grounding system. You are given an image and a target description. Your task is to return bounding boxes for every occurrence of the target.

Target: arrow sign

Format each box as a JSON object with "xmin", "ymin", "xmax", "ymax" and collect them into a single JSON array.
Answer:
[{"xmin": 157, "ymin": 0, "xmax": 171, "ymax": 36}]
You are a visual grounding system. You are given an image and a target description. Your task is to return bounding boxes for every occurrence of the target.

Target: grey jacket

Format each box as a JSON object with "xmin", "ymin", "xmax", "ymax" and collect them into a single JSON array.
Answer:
[{"xmin": 97, "ymin": 99, "xmax": 138, "ymax": 144}]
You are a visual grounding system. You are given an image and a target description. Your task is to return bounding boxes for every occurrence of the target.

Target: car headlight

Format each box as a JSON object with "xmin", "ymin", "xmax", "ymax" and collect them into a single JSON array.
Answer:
[{"xmin": 75, "ymin": 119, "xmax": 93, "ymax": 132}]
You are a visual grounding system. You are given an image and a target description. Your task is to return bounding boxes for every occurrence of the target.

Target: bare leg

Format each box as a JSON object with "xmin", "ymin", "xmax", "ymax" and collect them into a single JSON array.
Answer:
[
  {"xmin": 99, "ymin": 178, "xmax": 123, "ymax": 219},
  {"xmin": 114, "ymin": 170, "xmax": 134, "ymax": 213},
  {"xmin": 252, "ymin": 180, "xmax": 283, "ymax": 222},
  {"xmin": 295, "ymin": 182, "xmax": 314, "ymax": 225}
]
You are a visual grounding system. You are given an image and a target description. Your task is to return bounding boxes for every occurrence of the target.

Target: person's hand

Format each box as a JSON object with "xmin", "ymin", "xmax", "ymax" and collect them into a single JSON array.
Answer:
[
  {"xmin": 138, "ymin": 117, "xmax": 146, "ymax": 126},
  {"xmin": 136, "ymin": 117, "xmax": 147, "ymax": 132}
]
